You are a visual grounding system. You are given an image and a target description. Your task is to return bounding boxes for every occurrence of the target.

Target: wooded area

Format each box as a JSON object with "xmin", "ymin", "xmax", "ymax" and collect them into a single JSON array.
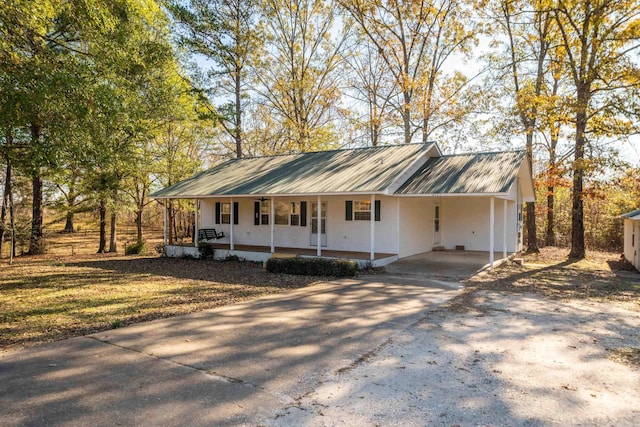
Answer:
[{"xmin": 1, "ymin": 0, "xmax": 639, "ymax": 260}]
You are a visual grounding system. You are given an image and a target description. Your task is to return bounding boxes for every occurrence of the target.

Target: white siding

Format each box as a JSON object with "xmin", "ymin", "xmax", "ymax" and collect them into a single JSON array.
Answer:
[
  {"xmin": 440, "ymin": 197, "xmax": 516, "ymax": 253},
  {"xmin": 200, "ymin": 195, "xmax": 399, "ymax": 254},
  {"xmin": 398, "ymin": 197, "xmax": 434, "ymax": 257},
  {"xmin": 623, "ymin": 219, "xmax": 640, "ymax": 270}
]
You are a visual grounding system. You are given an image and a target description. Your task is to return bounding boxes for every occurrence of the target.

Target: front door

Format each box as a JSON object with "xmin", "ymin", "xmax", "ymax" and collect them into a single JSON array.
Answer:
[
  {"xmin": 433, "ymin": 203, "xmax": 441, "ymax": 244},
  {"xmin": 311, "ymin": 202, "xmax": 327, "ymax": 246}
]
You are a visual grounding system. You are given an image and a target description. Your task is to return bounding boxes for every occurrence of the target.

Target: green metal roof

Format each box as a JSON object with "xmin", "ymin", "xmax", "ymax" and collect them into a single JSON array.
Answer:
[
  {"xmin": 396, "ymin": 151, "xmax": 527, "ymax": 195},
  {"xmin": 151, "ymin": 143, "xmax": 437, "ymax": 198}
]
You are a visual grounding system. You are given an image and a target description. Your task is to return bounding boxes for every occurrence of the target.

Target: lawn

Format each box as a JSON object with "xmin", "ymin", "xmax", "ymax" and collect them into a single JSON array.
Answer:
[
  {"xmin": 449, "ymin": 247, "xmax": 640, "ymax": 312},
  {"xmin": 0, "ymin": 251, "xmax": 321, "ymax": 350}
]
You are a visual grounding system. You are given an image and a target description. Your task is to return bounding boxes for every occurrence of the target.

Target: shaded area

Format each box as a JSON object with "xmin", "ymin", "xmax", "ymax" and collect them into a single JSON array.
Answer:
[
  {"xmin": 0, "ymin": 256, "xmax": 322, "ymax": 349},
  {"xmin": 0, "ymin": 276, "xmax": 459, "ymax": 426}
]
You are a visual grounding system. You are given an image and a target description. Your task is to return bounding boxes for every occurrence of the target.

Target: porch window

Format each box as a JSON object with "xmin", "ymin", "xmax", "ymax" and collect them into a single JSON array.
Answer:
[
  {"xmin": 290, "ymin": 202, "xmax": 300, "ymax": 226},
  {"xmin": 261, "ymin": 201, "xmax": 269, "ymax": 225},
  {"xmin": 354, "ymin": 201, "xmax": 371, "ymax": 221},
  {"xmin": 275, "ymin": 201, "xmax": 289, "ymax": 225}
]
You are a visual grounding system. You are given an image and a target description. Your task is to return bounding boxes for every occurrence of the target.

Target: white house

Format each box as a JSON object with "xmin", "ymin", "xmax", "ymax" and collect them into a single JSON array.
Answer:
[
  {"xmin": 621, "ymin": 208, "xmax": 640, "ymax": 271},
  {"xmin": 151, "ymin": 142, "xmax": 535, "ymax": 267}
]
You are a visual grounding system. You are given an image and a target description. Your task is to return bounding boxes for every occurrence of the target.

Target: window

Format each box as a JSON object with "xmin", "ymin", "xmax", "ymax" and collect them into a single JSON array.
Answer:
[
  {"xmin": 220, "ymin": 203, "xmax": 231, "ymax": 224},
  {"xmin": 261, "ymin": 201, "xmax": 269, "ymax": 225},
  {"xmin": 354, "ymin": 201, "xmax": 371, "ymax": 221},
  {"xmin": 434, "ymin": 205, "xmax": 440, "ymax": 232},
  {"xmin": 290, "ymin": 202, "xmax": 300, "ymax": 226},
  {"xmin": 275, "ymin": 201, "xmax": 289, "ymax": 225}
]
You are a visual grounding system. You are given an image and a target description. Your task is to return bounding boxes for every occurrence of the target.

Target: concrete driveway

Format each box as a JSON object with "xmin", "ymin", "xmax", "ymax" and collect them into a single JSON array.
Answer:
[
  {"xmin": 0, "ymin": 273, "xmax": 461, "ymax": 426},
  {"xmin": 386, "ymin": 250, "xmax": 504, "ymax": 280}
]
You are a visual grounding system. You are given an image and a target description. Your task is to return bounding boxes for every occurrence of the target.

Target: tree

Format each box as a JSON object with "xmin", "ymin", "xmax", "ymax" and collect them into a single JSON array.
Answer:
[
  {"xmin": 553, "ymin": 0, "xmax": 640, "ymax": 259},
  {"xmin": 168, "ymin": 0, "xmax": 260, "ymax": 158},
  {"xmin": 340, "ymin": 0, "xmax": 478, "ymax": 144},
  {"xmin": 255, "ymin": 0, "xmax": 347, "ymax": 152}
]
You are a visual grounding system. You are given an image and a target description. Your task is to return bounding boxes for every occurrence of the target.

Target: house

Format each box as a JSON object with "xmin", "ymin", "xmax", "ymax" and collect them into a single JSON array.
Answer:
[
  {"xmin": 620, "ymin": 208, "xmax": 640, "ymax": 271},
  {"xmin": 151, "ymin": 142, "xmax": 535, "ymax": 267}
]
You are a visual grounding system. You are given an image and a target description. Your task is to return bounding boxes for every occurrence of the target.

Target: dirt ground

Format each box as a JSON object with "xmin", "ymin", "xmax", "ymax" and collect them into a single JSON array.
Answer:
[{"xmin": 269, "ymin": 248, "xmax": 640, "ymax": 426}]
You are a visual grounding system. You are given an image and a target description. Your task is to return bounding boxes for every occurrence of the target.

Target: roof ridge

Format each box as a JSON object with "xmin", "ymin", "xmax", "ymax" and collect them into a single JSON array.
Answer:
[
  {"xmin": 232, "ymin": 142, "xmax": 436, "ymax": 161},
  {"xmin": 439, "ymin": 149, "xmax": 525, "ymax": 157}
]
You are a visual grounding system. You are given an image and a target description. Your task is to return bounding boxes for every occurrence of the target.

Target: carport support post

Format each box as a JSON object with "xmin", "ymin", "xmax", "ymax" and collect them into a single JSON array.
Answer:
[
  {"xmin": 370, "ymin": 193, "xmax": 375, "ymax": 261},
  {"xmin": 270, "ymin": 196, "xmax": 275, "ymax": 253},
  {"xmin": 317, "ymin": 195, "xmax": 321, "ymax": 257},
  {"xmin": 503, "ymin": 199, "xmax": 507, "ymax": 259},
  {"xmin": 230, "ymin": 197, "xmax": 234, "ymax": 251},
  {"xmin": 490, "ymin": 197, "xmax": 495, "ymax": 269}
]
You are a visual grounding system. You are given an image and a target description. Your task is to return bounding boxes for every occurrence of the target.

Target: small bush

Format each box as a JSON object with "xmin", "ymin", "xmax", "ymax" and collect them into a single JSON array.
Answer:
[
  {"xmin": 125, "ymin": 240, "xmax": 146, "ymax": 255},
  {"xmin": 265, "ymin": 257, "xmax": 358, "ymax": 277},
  {"xmin": 224, "ymin": 254, "xmax": 240, "ymax": 262}
]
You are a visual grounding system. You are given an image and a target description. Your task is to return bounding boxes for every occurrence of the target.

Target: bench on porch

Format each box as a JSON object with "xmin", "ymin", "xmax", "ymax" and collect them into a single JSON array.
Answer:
[{"xmin": 198, "ymin": 228, "xmax": 225, "ymax": 241}]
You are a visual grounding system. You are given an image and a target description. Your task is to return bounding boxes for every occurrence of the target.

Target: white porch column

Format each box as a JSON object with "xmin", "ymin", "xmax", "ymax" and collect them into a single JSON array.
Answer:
[
  {"xmin": 270, "ymin": 196, "xmax": 275, "ymax": 253},
  {"xmin": 370, "ymin": 194, "xmax": 375, "ymax": 261},
  {"xmin": 230, "ymin": 197, "xmax": 235, "ymax": 251},
  {"xmin": 194, "ymin": 200, "xmax": 198, "ymax": 248},
  {"xmin": 163, "ymin": 200, "xmax": 167, "ymax": 246},
  {"xmin": 317, "ymin": 195, "xmax": 321, "ymax": 257},
  {"xmin": 396, "ymin": 197, "xmax": 401, "ymax": 256},
  {"xmin": 490, "ymin": 197, "xmax": 495, "ymax": 269},
  {"xmin": 503, "ymin": 199, "xmax": 507, "ymax": 259}
]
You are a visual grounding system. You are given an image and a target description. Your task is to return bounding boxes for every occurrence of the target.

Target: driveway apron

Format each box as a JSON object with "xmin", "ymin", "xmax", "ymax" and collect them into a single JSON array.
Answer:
[{"xmin": 0, "ymin": 274, "xmax": 461, "ymax": 426}]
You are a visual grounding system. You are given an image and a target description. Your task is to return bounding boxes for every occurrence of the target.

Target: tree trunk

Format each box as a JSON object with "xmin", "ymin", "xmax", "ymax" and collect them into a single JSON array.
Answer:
[
  {"xmin": 235, "ymin": 66, "xmax": 243, "ymax": 158},
  {"xmin": 545, "ymin": 131, "xmax": 558, "ymax": 246},
  {"xmin": 402, "ymin": 92, "xmax": 411, "ymax": 144},
  {"xmin": 136, "ymin": 209, "xmax": 143, "ymax": 245},
  {"xmin": 108, "ymin": 210, "xmax": 117, "ymax": 252},
  {"xmin": 97, "ymin": 199, "xmax": 107, "ymax": 253},
  {"xmin": 525, "ymin": 133, "xmax": 539, "ymax": 253},
  {"xmin": 569, "ymin": 108, "xmax": 587, "ymax": 259},
  {"xmin": 63, "ymin": 211, "xmax": 75, "ymax": 233},
  {"xmin": 28, "ymin": 123, "xmax": 45, "ymax": 255},
  {"xmin": 0, "ymin": 156, "xmax": 11, "ymax": 257}
]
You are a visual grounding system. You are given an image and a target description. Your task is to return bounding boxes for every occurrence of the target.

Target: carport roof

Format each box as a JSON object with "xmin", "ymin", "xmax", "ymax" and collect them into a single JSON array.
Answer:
[
  {"xmin": 151, "ymin": 143, "xmax": 438, "ymax": 198},
  {"xmin": 396, "ymin": 151, "xmax": 527, "ymax": 195},
  {"xmin": 620, "ymin": 208, "xmax": 640, "ymax": 220}
]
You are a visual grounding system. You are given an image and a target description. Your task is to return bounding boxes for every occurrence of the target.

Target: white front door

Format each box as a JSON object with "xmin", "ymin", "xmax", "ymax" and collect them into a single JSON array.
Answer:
[
  {"xmin": 311, "ymin": 202, "xmax": 327, "ymax": 246},
  {"xmin": 433, "ymin": 203, "xmax": 441, "ymax": 244}
]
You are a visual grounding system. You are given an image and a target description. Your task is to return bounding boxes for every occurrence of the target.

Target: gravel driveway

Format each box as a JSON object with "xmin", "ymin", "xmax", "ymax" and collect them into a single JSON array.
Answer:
[{"xmin": 269, "ymin": 290, "xmax": 640, "ymax": 426}]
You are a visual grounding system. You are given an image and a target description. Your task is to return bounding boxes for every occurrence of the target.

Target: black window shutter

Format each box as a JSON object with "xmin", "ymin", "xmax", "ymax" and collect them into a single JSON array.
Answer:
[
  {"xmin": 345, "ymin": 200, "xmax": 353, "ymax": 221},
  {"xmin": 254, "ymin": 201, "xmax": 260, "ymax": 225},
  {"xmin": 215, "ymin": 202, "xmax": 221, "ymax": 224},
  {"xmin": 300, "ymin": 201, "xmax": 307, "ymax": 226},
  {"xmin": 233, "ymin": 202, "xmax": 239, "ymax": 225},
  {"xmin": 375, "ymin": 200, "xmax": 381, "ymax": 221}
]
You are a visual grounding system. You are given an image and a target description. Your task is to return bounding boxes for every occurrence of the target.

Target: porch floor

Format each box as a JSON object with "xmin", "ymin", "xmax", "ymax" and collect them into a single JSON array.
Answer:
[{"xmin": 211, "ymin": 243, "xmax": 395, "ymax": 261}]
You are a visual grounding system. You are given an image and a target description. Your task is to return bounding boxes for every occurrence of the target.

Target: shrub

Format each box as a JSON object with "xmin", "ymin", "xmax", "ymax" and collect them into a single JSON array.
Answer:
[
  {"xmin": 125, "ymin": 240, "xmax": 146, "ymax": 255},
  {"xmin": 265, "ymin": 257, "xmax": 358, "ymax": 277}
]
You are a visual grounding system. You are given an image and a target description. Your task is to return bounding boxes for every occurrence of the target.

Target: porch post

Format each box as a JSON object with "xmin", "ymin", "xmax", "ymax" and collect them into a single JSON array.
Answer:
[
  {"xmin": 270, "ymin": 196, "xmax": 275, "ymax": 253},
  {"xmin": 317, "ymin": 195, "xmax": 321, "ymax": 257},
  {"xmin": 396, "ymin": 197, "xmax": 400, "ymax": 256},
  {"xmin": 503, "ymin": 199, "xmax": 507, "ymax": 259},
  {"xmin": 163, "ymin": 200, "xmax": 167, "ymax": 246},
  {"xmin": 490, "ymin": 197, "xmax": 495, "ymax": 269},
  {"xmin": 370, "ymin": 193, "xmax": 375, "ymax": 261},
  {"xmin": 194, "ymin": 199, "xmax": 198, "ymax": 248},
  {"xmin": 230, "ymin": 197, "xmax": 234, "ymax": 251}
]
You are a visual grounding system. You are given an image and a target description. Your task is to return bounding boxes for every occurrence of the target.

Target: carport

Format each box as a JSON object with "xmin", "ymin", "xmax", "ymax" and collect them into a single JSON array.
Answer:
[{"xmin": 385, "ymin": 250, "xmax": 507, "ymax": 281}]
